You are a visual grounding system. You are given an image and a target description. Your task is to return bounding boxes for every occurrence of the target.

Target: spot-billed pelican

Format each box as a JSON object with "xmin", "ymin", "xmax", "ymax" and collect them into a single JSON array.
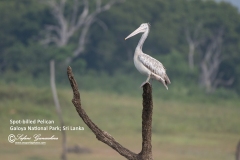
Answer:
[{"xmin": 125, "ymin": 23, "xmax": 171, "ymax": 90}]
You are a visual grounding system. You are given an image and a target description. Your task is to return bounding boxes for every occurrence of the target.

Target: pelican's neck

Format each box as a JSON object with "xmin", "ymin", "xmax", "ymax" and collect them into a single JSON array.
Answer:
[{"xmin": 136, "ymin": 29, "xmax": 149, "ymax": 52}]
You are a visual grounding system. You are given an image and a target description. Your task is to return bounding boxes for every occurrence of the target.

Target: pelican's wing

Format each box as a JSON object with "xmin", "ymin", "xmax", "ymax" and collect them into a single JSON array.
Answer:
[{"xmin": 138, "ymin": 54, "xmax": 171, "ymax": 84}]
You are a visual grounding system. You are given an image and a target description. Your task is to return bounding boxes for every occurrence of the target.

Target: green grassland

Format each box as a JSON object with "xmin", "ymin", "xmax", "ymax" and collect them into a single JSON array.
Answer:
[{"xmin": 0, "ymin": 83, "xmax": 240, "ymax": 160}]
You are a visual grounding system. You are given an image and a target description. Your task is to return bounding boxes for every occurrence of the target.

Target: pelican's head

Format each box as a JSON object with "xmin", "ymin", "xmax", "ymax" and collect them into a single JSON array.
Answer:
[{"xmin": 125, "ymin": 23, "xmax": 150, "ymax": 40}]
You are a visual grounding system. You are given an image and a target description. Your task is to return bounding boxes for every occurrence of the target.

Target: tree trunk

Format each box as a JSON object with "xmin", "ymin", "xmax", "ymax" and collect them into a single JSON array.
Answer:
[
  {"xmin": 50, "ymin": 60, "xmax": 67, "ymax": 160},
  {"xmin": 139, "ymin": 84, "xmax": 153, "ymax": 160},
  {"xmin": 188, "ymin": 43, "xmax": 195, "ymax": 70},
  {"xmin": 236, "ymin": 140, "xmax": 240, "ymax": 160}
]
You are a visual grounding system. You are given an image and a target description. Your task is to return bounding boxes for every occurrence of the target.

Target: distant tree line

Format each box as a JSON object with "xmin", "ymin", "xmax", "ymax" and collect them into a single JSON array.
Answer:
[{"xmin": 0, "ymin": 0, "xmax": 240, "ymax": 93}]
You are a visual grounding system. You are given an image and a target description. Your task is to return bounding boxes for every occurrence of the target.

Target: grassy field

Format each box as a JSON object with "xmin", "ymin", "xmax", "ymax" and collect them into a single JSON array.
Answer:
[{"xmin": 0, "ymin": 83, "xmax": 240, "ymax": 160}]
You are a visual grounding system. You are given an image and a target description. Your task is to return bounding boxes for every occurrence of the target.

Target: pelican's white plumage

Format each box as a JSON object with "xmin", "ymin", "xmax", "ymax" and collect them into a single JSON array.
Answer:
[{"xmin": 125, "ymin": 23, "xmax": 171, "ymax": 89}]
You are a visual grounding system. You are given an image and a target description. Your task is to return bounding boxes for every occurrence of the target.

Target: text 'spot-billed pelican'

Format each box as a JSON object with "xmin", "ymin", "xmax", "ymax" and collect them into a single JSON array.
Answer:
[{"xmin": 125, "ymin": 23, "xmax": 171, "ymax": 90}]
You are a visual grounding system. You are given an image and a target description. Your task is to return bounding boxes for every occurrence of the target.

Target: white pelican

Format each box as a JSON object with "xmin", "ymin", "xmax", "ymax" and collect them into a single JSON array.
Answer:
[{"xmin": 125, "ymin": 23, "xmax": 171, "ymax": 90}]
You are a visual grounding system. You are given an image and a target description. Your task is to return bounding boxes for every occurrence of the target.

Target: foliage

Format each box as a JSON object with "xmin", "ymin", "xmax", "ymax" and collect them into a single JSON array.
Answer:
[{"xmin": 0, "ymin": 0, "xmax": 240, "ymax": 94}]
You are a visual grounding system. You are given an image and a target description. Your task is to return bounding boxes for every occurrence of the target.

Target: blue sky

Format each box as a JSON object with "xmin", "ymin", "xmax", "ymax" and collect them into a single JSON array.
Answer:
[{"xmin": 221, "ymin": 0, "xmax": 240, "ymax": 11}]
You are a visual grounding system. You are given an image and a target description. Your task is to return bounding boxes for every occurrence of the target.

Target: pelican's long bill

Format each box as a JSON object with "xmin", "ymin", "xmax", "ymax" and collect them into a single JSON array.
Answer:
[{"xmin": 125, "ymin": 25, "xmax": 146, "ymax": 40}]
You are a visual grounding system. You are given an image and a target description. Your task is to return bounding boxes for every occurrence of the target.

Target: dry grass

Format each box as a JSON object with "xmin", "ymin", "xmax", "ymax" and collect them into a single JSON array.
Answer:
[{"xmin": 0, "ymin": 84, "xmax": 239, "ymax": 160}]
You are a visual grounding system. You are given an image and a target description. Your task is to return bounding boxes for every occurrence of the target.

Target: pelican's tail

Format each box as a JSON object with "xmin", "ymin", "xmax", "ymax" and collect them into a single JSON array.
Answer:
[{"xmin": 164, "ymin": 74, "xmax": 171, "ymax": 85}]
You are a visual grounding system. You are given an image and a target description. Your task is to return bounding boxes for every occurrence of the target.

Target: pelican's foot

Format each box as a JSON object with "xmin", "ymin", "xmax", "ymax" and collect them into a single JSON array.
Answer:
[{"xmin": 140, "ymin": 81, "xmax": 151, "ymax": 88}]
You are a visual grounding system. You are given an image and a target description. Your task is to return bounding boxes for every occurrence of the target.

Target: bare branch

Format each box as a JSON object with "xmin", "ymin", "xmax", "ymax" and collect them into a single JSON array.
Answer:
[
  {"xmin": 193, "ymin": 23, "xmax": 203, "ymax": 40},
  {"xmin": 96, "ymin": 0, "xmax": 101, "ymax": 11},
  {"xmin": 72, "ymin": 23, "xmax": 90, "ymax": 58},
  {"xmin": 60, "ymin": 0, "xmax": 67, "ymax": 12},
  {"xmin": 50, "ymin": 60, "xmax": 67, "ymax": 160},
  {"xmin": 185, "ymin": 22, "xmax": 204, "ymax": 47},
  {"xmin": 213, "ymin": 76, "xmax": 234, "ymax": 89},
  {"xmin": 70, "ymin": 0, "xmax": 79, "ymax": 27},
  {"xmin": 100, "ymin": 0, "xmax": 123, "ymax": 12},
  {"xmin": 203, "ymin": 28, "xmax": 224, "ymax": 64},
  {"xmin": 75, "ymin": 0, "xmax": 89, "ymax": 29},
  {"xmin": 42, "ymin": 0, "xmax": 124, "ymax": 61},
  {"xmin": 95, "ymin": 18, "xmax": 108, "ymax": 31},
  {"xmin": 67, "ymin": 66, "xmax": 137, "ymax": 159},
  {"xmin": 67, "ymin": 66, "xmax": 154, "ymax": 160},
  {"xmin": 41, "ymin": 35, "xmax": 60, "ymax": 46},
  {"xmin": 71, "ymin": 0, "xmax": 124, "ymax": 59},
  {"xmin": 45, "ymin": 0, "xmax": 69, "ymax": 46},
  {"xmin": 184, "ymin": 22, "xmax": 205, "ymax": 70},
  {"xmin": 45, "ymin": 24, "xmax": 60, "ymax": 32},
  {"xmin": 198, "ymin": 27, "xmax": 230, "ymax": 92}
]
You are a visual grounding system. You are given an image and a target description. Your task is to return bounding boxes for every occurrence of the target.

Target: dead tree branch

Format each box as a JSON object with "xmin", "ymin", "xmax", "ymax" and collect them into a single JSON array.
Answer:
[
  {"xmin": 67, "ymin": 66, "xmax": 153, "ymax": 160},
  {"xmin": 184, "ymin": 23, "xmax": 205, "ymax": 70},
  {"xmin": 185, "ymin": 23, "xmax": 234, "ymax": 92},
  {"xmin": 199, "ymin": 28, "xmax": 233, "ymax": 92},
  {"xmin": 50, "ymin": 60, "xmax": 67, "ymax": 160},
  {"xmin": 41, "ymin": 0, "xmax": 124, "ymax": 63},
  {"xmin": 140, "ymin": 84, "xmax": 153, "ymax": 159}
]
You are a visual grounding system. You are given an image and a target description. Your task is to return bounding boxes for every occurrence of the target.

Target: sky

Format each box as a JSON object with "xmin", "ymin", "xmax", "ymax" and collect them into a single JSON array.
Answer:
[{"xmin": 220, "ymin": 0, "xmax": 240, "ymax": 11}]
